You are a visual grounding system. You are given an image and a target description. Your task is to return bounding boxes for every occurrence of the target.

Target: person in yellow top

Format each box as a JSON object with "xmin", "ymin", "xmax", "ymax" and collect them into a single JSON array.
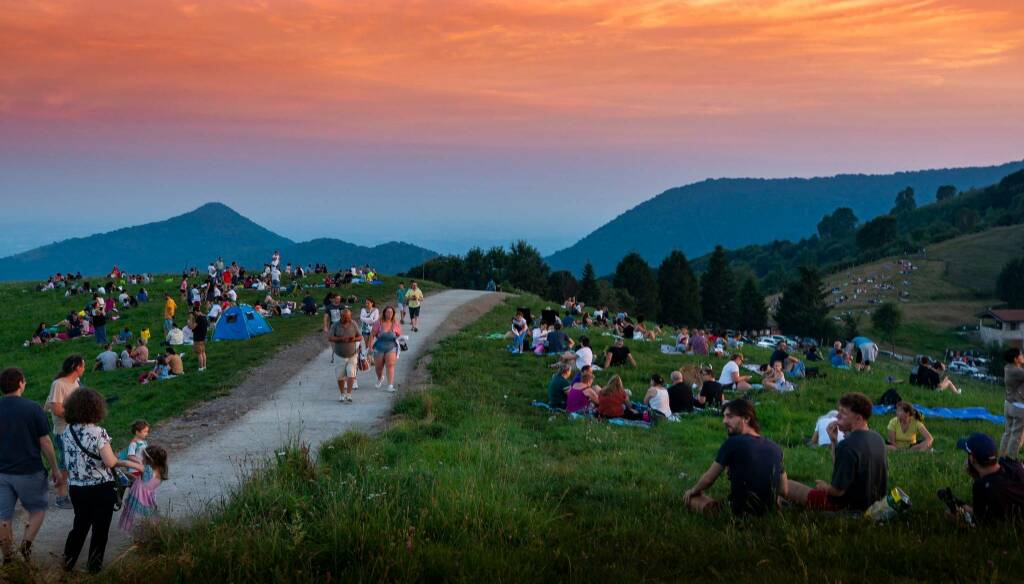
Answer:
[
  {"xmin": 405, "ymin": 281, "xmax": 424, "ymax": 332},
  {"xmin": 163, "ymin": 293, "xmax": 177, "ymax": 334},
  {"xmin": 886, "ymin": 402, "xmax": 934, "ymax": 451}
]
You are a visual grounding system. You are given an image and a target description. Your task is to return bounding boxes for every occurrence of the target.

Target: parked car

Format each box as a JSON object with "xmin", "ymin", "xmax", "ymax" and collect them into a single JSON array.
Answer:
[
  {"xmin": 948, "ymin": 361, "xmax": 980, "ymax": 375},
  {"xmin": 755, "ymin": 337, "xmax": 777, "ymax": 349}
]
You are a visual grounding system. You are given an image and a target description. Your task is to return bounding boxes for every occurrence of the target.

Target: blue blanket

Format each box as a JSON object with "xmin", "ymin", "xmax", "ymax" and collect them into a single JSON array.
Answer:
[{"xmin": 872, "ymin": 404, "xmax": 1004, "ymax": 425}]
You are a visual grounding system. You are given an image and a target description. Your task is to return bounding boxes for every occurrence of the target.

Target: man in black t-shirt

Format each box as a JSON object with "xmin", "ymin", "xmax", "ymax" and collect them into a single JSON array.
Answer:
[
  {"xmin": 784, "ymin": 392, "xmax": 888, "ymax": 511},
  {"xmin": 770, "ymin": 340, "xmax": 802, "ymax": 375},
  {"xmin": 697, "ymin": 368, "xmax": 724, "ymax": 408},
  {"xmin": 683, "ymin": 399, "xmax": 786, "ymax": 516},
  {"xmin": 956, "ymin": 432, "xmax": 1024, "ymax": 524},
  {"xmin": 0, "ymin": 368, "xmax": 63, "ymax": 562},
  {"xmin": 603, "ymin": 338, "xmax": 637, "ymax": 369},
  {"xmin": 667, "ymin": 371, "xmax": 695, "ymax": 413}
]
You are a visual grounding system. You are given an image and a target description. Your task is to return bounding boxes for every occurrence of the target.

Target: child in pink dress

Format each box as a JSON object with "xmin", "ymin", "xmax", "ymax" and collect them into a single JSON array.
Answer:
[{"xmin": 119, "ymin": 445, "xmax": 168, "ymax": 534}]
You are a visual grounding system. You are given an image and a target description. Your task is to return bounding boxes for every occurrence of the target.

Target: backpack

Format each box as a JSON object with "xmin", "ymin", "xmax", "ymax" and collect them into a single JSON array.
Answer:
[{"xmin": 877, "ymin": 388, "xmax": 903, "ymax": 406}]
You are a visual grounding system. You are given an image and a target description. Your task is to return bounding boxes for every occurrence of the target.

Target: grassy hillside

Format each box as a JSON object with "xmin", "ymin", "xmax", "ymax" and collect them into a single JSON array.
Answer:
[
  {"xmin": 927, "ymin": 224, "xmax": 1024, "ymax": 294},
  {"xmin": 0, "ymin": 273, "xmax": 441, "ymax": 446},
  {"xmin": 100, "ymin": 296, "xmax": 1019, "ymax": 583},
  {"xmin": 818, "ymin": 224, "xmax": 1024, "ymax": 355}
]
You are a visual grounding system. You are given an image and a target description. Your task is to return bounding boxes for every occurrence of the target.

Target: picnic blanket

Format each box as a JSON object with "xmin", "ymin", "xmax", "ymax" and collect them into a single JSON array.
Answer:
[
  {"xmin": 531, "ymin": 400, "xmax": 653, "ymax": 428},
  {"xmin": 660, "ymin": 344, "xmax": 684, "ymax": 355},
  {"xmin": 872, "ymin": 404, "xmax": 1004, "ymax": 425}
]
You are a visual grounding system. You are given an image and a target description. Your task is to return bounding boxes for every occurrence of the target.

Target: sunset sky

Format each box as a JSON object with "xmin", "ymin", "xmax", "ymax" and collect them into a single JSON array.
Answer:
[{"xmin": 2, "ymin": 0, "xmax": 1022, "ymax": 254}]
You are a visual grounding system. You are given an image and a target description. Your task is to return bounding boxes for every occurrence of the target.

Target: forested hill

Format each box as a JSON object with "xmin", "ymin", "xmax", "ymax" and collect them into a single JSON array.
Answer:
[
  {"xmin": 690, "ymin": 168, "xmax": 1024, "ymax": 292},
  {"xmin": 0, "ymin": 203, "xmax": 438, "ymax": 280},
  {"xmin": 545, "ymin": 160, "xmax": 1024, "ymax": 275}
]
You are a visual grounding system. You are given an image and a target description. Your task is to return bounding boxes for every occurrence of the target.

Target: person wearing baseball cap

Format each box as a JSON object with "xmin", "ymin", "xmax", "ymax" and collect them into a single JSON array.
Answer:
[{"xmin": 957, "ymin": 432, "xmax": 1024, "ymax": 524}]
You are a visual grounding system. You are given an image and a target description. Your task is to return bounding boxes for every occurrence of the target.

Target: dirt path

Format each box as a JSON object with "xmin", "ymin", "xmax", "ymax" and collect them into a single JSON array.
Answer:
[{"xmin": 24, "ymin": 290, "xmax": 507, "ymax": 573}]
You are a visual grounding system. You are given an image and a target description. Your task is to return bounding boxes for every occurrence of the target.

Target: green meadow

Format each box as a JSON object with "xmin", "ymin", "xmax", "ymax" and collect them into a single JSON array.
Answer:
[
  {"xmin": 100, "ymin": 295, "xmax": 1022, "ymax": 583},
  {"xmin": 0, "ymin": 273, "xmax": 441, "ymax": 445}
]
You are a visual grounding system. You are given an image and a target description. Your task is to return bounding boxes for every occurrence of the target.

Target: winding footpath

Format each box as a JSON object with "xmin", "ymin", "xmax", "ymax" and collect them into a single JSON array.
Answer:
[{"xmin": 28, "ymin": 289, "xmax": 494, "ymax": 571}]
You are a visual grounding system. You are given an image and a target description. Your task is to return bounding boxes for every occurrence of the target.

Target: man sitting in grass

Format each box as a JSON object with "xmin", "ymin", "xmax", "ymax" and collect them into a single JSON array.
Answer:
[
  {"xmin": 545, "ymin": 321, "xmax": 573, "ymax": 355},
  {"xmin": 547, "ymin": 363, "xmax": 573, "ymax": 409},
  {"xmin": 784, "ymin": 392, "xmax": 888, "ymax": 512},
  {"xmin": 770, "ymin": 340, "xmax": 804, "ymax": 378},
  {"xmin": 603, "ymin": 337, "xmax": 637, "ymax": 369},
  {"xmin": 683, "ymin": 399, "xmax": 787, "ymax": 516},
  {"xmin": 93, "ymin": 344, "xmax": 118, "ymax": 372},
  {"xmin": 955, "ymin": 432, "xmax": 1024, "ymax": 525},
  {"xmin": 718, "ymin": 353, "xmax": 752, "ymax": 391}
]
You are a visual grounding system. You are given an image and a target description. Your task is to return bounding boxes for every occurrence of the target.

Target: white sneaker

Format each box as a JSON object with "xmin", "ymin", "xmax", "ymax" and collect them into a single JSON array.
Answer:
[
  {"xmin": 345, "ymin": 395, "xmax": 353, "ymax": 403},
  {"xmin": 375, "ymin": 377, "xmax": 384, "ymax": 388},
  {"xmin": 386, "ymin": 385, "xmax": 396, "ymax": 393},
  {"xmin": 352, "ymin": 380, "xmax": 359, "ymax": 389},
  {"xmin": 338, "ymin": 395, "xmax": 345, "ymax": 402}
]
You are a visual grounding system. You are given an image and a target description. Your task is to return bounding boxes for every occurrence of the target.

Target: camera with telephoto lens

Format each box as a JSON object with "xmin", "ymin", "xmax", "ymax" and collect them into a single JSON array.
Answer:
[{"xmin": 937, "ymin": 487, "xmax": 974, "ymax": 526}]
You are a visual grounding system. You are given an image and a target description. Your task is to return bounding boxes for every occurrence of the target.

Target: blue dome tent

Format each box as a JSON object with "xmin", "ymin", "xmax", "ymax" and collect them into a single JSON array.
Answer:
[{"xmin": 213, "ymin": 304, "xmax": 272, "ymax": 341}]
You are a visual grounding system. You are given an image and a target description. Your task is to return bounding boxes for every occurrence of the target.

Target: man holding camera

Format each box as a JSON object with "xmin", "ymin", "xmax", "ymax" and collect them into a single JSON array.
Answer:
[{"xmin": 954, "ymin": 432, "xmax": 1024, "ymax": 524}]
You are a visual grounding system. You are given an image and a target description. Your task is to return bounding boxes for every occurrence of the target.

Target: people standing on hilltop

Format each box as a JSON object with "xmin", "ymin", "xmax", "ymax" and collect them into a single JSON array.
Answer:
[
  {"xmin": 163, "ymin": 294, "xmax": 177, "ymax": 335},
  {"xmin": 405, "ymin": 282, "xmax": 424, "ymax": 332},
  {"xmin": 999, "ymin": 347, "xmax": 1024, "ymax": 459},
  {"xmin": 191, "ymin": 311, "xmax": 209, "ymax": 372}
]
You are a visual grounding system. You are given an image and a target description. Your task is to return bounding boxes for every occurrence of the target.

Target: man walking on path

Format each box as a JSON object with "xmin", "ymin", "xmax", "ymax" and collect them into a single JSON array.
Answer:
[
  {"xmin": 328, "ymin": 309, "xmax": 363, "ymax": 403},
  {"xmin": 45, "ymin": 356, "xmax": 84, "ymax": 510},
  {"xmin": 1, "ymin": 368, "xmax": 65, "ymax": 563},
  {"xmin": 405, "ymin": 281, "xmax": 424, "ymax": 332}
]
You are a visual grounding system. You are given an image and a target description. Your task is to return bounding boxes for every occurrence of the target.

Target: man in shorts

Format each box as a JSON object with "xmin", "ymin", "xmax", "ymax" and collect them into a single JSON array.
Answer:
[
  {"xmin": 328, "ymin": 308, "xmax": 363, "ymax": 403},
  {"xmin": 405, "ymin": 282, "xmax": 424, "ymax": 332},
  {"xmin": 784, "ymin": 392, "xmax": 888, "ymax": 512},
  {"xmin": 0, "ymin": 368, "xmax": 64, "ymax": 562}
]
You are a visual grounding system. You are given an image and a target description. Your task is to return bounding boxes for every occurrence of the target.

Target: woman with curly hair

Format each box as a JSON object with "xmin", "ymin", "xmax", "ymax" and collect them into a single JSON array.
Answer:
[{"xmin": 60, "ymin": 388, "xmax": 141, "ymax": 573}]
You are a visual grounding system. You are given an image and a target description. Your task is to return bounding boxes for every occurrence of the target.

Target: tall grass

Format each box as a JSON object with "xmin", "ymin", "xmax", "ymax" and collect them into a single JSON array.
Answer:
[{"xmin": 101, "ymin": 296, "xmax": 1022, "ymax": 583}]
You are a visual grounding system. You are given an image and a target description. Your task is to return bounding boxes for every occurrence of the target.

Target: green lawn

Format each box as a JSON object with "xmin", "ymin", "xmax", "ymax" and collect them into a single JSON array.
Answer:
[
  {"xmin": 99, "ymin": 295, "xmax": 1021, "ymax": 583},
  {"xmin": 0, "ymin": 273, "xmax": 441, "ymax": 445}
]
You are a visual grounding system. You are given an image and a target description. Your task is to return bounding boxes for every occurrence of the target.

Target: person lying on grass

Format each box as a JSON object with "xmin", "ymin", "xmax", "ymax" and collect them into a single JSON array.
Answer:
[
  {"xmin": 597, "ymin": 375, "xmax": 642, "ymax": 420},
  {"xmin": 784, "ymin": 392, "xmax": 888, "ymax": 512},
  {"xmin": 886, "ymin": 402, "xmax": 934, "ymax": 451},
  {"xmin": 565, "ymin": 370, "xmax": 600, "ymax": 414},
  {"xmin": 718, "ymin": 353, "xmax": 752, "ymax": 391},
  {"xmin": 683, "ymin": 399, "xmax": 787, "ymax": 516}
]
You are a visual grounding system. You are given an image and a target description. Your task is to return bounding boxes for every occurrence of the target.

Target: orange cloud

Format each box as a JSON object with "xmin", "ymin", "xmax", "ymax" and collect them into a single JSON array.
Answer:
[{"xmin": 1, "ymin": 0, "xmax": 1022, "ymax": 147}]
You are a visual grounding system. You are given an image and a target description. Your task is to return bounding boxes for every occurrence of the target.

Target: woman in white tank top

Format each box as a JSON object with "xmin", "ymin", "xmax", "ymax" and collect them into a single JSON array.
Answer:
[{"xmin": 643, "ymin": 373, "xmax": 673, "ymax": 418}]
